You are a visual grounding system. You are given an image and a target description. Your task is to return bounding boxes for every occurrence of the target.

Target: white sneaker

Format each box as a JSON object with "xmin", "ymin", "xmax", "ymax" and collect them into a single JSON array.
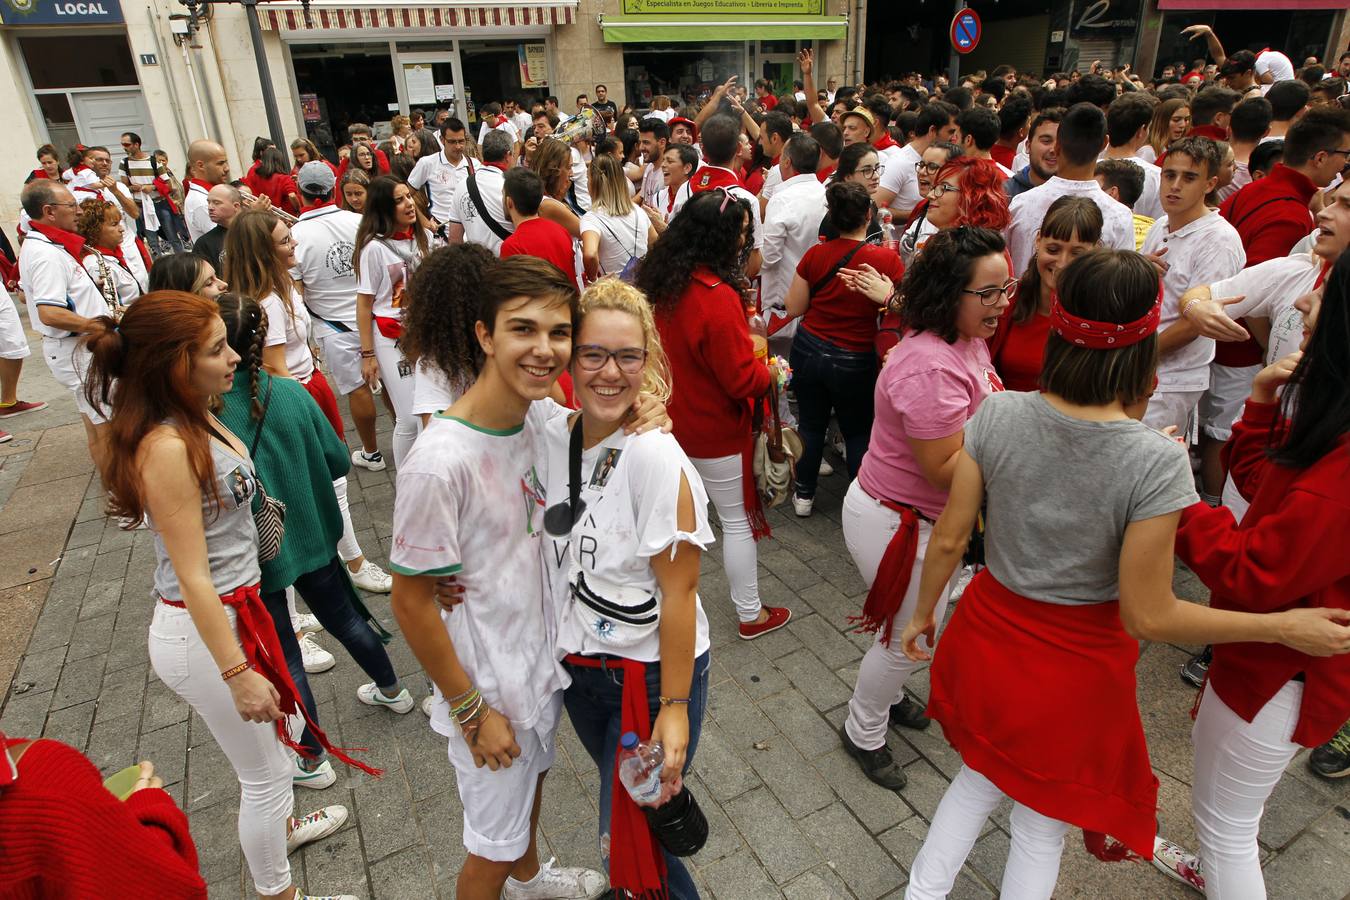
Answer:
[
  {"xmin": 286, "ymin": 805, "xmax": 349, "ymax": 854},
  {"xmin": 357, "ymin": 682, "xmax": 415, "ymax": 714},
  {"xmin": 502, "ymin": 857, "xmax": 608, "ymax": 900},
  {"xmin": 1152, "ymin": 835, "xmax": 1205, "ymax": 894},
  {"xmin": 792, "ymin": 494, "xmax": 814, "ymax": 517},
  {"xmin": 300, "ymin": 633, "xmax": 336, "ymax": 674},
  {"xmin": 292, "ymin": 612, "xmax": 322, "ymax": 634},
  {"xmin": 348, "ymin": 559, "xmax": 392, "ymax": 594},
  {"xmin": 351, "ymin": 449, "xmax": 386, "ymax": 472},
  {"xmin": 420, "ymin": 695, "xmax": 437, "ymax": 718},
  {"xmin": 293, "ymin": 756, "xmax": 336, "ymax": 790},
  {"xmin": 818, "ymin": 458, "xmax": 834, "ymax": 477}
]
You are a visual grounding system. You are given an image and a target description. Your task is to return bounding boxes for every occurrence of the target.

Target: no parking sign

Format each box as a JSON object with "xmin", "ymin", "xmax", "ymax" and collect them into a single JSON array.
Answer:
[{"xmin": 950, "ymin": 7, "xmax": 981, "ymax": 55}]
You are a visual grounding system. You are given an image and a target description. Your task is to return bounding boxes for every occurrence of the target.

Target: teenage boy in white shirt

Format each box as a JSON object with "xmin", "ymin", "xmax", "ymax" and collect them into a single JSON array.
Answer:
[
  {"xmin": 408, "ymin": 117, "xmax": 471, "ymax": 224},
  {"xmin": 390, "ymin": 253, "xmax": 605, "ymax": 900},
  {"xmin": 1141, "ymin": 136, "xmax": 1247, "ymax": 433},
  {"xmin": 1102, "ymin": 94, "xmax": 1165, "ymax": 219}
]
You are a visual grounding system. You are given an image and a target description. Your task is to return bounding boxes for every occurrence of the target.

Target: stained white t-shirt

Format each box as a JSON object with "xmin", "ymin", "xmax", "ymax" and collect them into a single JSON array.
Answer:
[
  {"xmin": 579, "ymin": 207, "xmax": 648, "ymax": 277},
  {"xmin": 259, "ymin": 288, "xmax": 315, "ymax": 381},
  {"xmin": 355, "ymin": 232, "xmax": 429, "ymax": 321},
  {"xmin": 390, "ymin": 402, "xmax": 569, "ymax": 733},
  {"xmin": 543, "ymin": 425, "xmax": 713, "ymax": 663}
]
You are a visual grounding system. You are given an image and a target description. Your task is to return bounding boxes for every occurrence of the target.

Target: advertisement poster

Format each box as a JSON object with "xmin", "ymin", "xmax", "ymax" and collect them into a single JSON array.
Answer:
[{"xmin": 518, "ymin": 43, "xmax": 548, "ymax": 87}]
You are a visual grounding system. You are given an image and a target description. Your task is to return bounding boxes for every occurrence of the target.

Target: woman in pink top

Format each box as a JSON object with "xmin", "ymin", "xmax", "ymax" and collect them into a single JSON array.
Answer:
[{"xmin": 839, "ymin": 226, "xmax": 1012, "ymax": 791}]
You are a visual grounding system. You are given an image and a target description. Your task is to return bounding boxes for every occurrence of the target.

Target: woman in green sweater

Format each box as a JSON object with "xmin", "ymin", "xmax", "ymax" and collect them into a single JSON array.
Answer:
[{"xmin": 215, "ymin": 293, "xmax": 416, "ymax": 790}]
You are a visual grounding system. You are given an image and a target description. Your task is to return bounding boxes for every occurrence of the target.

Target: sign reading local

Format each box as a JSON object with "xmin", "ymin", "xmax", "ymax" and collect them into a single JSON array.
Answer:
[
  {"xmin": 949, "ymin": 7, "xmax": 981, "ymax": 55},
  {"xmin": 1, "ymin": 0, "xmax": 124, "ymax": 24}
]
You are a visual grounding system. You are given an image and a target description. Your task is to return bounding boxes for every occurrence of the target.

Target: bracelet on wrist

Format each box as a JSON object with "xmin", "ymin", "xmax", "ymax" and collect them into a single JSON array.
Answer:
[
  {"xmin": 1180, "ymin": 297, "xmax": 1204, "ymax": 320},
  {"xmin": 359, "ymin": 349, "xmax": 376, "ymax": 359},
  {"xmin": 659, "ymin": 695, "xmax": 691, "ymax": 707},
  {"xmin": 221, "ymin": 661, "xmax": 251, "ymax": 682}
]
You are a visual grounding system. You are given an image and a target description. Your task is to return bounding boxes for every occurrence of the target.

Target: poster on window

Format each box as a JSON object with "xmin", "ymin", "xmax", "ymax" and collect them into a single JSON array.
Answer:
[
  {"xmin": 300, "ymin": 93, "xmax": 320, "ymax": 122},
  {"xmin": 518, "ymin": 43, "xmax": 548, "ymax": 87},
  {"xmin": 404, "ymin": 64, "xmax": 436, "ymax": 105}
]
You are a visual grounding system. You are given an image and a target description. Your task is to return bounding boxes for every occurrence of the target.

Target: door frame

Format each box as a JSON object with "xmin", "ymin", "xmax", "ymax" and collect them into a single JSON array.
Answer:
[{"xmin": 394, "ymin": 45, "xmax": 469, "ymax": 125}]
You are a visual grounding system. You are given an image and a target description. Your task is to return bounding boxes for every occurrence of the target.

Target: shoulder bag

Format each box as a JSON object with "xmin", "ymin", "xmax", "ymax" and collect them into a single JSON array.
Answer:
[
  {"xmin": 751, "ymin": 374, "xmax": 803, "ymax": 508},
  {"xmin": 464, "ymin": 160, "xmax": 513, "ymax": 242},
  {"xmin": 249, "ymin": 377, "xmax": 288, "ymax": 563},
  {"xmin": 596, "ymin": 211, "xmax": 643, "ymax": 283}
]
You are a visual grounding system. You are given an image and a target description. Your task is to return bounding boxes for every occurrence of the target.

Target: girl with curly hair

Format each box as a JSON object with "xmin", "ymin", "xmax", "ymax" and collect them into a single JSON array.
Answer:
[
  {"xmin": 76, "ymin": 197, "xmax": 145, "ymax": 311},
  {"xmin": 838, "ymin": 226, "xmax": 1011, "ymax": 791},
  {"xmin": 899, "ymin": 156, "xmax": 1011, "ymax": 266},
  {"xmin": 636, "ymin": 188, "xmax": 791, "ymax": 641}
]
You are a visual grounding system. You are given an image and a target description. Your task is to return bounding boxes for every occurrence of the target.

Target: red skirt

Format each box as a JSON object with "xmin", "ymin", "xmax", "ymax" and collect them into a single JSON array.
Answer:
[
  {"xmin": 302, "ymin": 369, "xmax": 344, "ymax": 441},
  {"xmin": 927, "ymin": 570, "xmax": 1157, "ymax": 859}
]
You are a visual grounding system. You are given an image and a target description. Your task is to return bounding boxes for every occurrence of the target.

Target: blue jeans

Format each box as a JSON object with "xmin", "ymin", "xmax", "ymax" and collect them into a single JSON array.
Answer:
[
  {"xmin": 788, "ymin": 327, "xmax": 878, "ymax": 498},
  {"xmin": 563, "ymin": 650, "xmax": 711, "ymax": 900},
  {"xmin": 144, "ymin": 199, "xmax": 187, "ymax": 253},
  {"xmin": 262, "ymin": 556, "xmax": 399, "ymax": 758}
]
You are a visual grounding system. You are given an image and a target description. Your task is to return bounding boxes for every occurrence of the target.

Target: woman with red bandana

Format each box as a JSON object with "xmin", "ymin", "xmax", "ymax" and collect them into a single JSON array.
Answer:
[
  {"xmin": 77, "ymin": 197, "xmax": 146, "ymax": 311},
  {"xmin": 893, "ymin": 248, "xmax": 1350, "ymax": 899}
]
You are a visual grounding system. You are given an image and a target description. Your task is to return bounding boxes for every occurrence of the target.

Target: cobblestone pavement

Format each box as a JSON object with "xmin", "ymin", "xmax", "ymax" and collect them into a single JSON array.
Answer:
[{"xmin": 3, "ymin": 324, "xmax": 1350, "ymax": 900}]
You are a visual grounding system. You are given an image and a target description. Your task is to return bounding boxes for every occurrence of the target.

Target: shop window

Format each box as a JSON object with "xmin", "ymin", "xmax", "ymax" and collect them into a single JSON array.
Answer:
[
  {"xmin": 622, "ymin": 43, "xmax": 743, "ymax": 113},
  {"xmin": 291, "ymin": 43, "xmax": 396, "ymax": 144},
  {"xmin": 19, "ymin": 34, "xmax": 136, "ymax": 89},
  {"xmin": 459, "ymin": 40, "xmax": 546, "ymax": 126},
  {"xmin": 35, "ymin": 94, "xmax": 78, "ymax": 160}
]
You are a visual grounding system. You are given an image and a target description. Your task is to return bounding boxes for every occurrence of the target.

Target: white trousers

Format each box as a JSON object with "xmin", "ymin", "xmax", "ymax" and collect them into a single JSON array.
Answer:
[
  {"xmin": 373, "ymin": 329, "xmax": 421, "ymax": 468},
  {"xmin": 842, "ymin": 480, "xmax": 958, "ymax": 750},
  {"xmin": 906, "ymin": 765, "xmax": 1070, "ymax": 899},
  {"xmin": 1191, "ymin": 680, "xmax": 1303, "ymax": 900},
  {"xmin": 147, "ymin": 603, "xmax": 295, "ymax": 896},
  {"xmin": 332, "ymin": 476, "xmax": 361, "ymax": 564},
  {"xmin": 689, "ymin": 454, "xmax": 761, "ymax": 623}
]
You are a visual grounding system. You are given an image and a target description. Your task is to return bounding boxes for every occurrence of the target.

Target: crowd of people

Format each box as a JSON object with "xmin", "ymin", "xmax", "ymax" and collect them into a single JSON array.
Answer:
[{"xmin": 1, "ymin": 32, "xmax": 1350, "ymax": 900}]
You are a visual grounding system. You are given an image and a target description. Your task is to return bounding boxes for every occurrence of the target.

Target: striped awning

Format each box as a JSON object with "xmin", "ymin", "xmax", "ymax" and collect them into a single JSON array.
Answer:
[{"xmin": 260, "ymin": 3, "xmax": 575, "ymax": 31}]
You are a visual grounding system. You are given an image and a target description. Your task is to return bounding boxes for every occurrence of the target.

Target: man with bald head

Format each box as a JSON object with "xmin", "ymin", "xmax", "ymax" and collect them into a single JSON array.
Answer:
[
  {"xmin": 190, "ymin": 183, "xmax": 242, "ymax": 271},
  {"xmin": 184, "ymin": 140, "xmax": 230, "ymax": 241}
]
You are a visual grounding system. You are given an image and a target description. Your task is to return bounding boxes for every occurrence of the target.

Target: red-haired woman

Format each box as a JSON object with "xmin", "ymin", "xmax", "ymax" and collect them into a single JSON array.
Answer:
[
  {"xmin": 899, "ymin": 156, "xmax": 1011, "ymax": 266},
  {"xmin": 81, "ymin": 291, "xmax": 357, "ymax": 900}
]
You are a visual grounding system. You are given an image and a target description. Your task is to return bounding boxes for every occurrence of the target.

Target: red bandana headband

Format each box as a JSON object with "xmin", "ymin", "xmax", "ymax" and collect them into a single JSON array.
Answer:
[{"xmin": 1049, "ymin": 282, "xmax": 1164, "ymax": 350}]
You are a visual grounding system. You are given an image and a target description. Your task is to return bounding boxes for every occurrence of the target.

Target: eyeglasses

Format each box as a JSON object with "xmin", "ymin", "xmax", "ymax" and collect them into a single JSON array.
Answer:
[
  {"xmin": 915, "ymin": 161, "xmax": 944, "ymax": 174},
  {"xmin": 857, "ymin": 164, "xmax": 884, "ymax": 177},
  {"xmin": 1328, "ymin": 148, "xmax": 1350, "ymax": 158},
  {"xmin": 574, "ymin": 345, "xmax": 647, "ymax": 374},
  {"xmin": 47, "ymin": 201, "xmax": 78, "ymax": 210},
  {"xmin": 928, "ymin": 182, "xmax": 960, "ymax": 199},
  {"xmin": 963, "ymin": 278, "xmax": 1019, "ymax": 306}
]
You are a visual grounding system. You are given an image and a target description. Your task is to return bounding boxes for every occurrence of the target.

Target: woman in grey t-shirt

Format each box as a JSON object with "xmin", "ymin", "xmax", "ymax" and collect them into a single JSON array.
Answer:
[{"xmin": 890, "ymin": 249, "xmax": 1348, "ymax": 900}]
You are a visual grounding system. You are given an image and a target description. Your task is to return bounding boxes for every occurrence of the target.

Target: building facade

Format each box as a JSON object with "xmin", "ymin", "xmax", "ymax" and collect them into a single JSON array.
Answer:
[{"xmin": 0, "ymin": 0, "xmax": 851, "ymax": 224}]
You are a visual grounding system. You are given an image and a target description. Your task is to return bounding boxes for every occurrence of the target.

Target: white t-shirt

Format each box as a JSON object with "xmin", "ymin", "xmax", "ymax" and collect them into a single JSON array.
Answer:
[
  {"xmin": 639, "ymin": 161, "xmax": 665, "ymax": 211},
  {"xmin": 408, "ymin": 151, "xmax": 471, "ymax": 222},
  {"xmin": 183, "ymin": 181, "xmax": 213, "ymax": 241},
  {"xmin": 1215, "ymin": 161, "xmax": 1251, "ymax": 206},
  {"xmin": 1141, "ymin": 211, "xmax": 1246, "ymax": 392},
  {"xmin": 259, "ymin": 288, "xmax": 315, "ymax": 381},
  {"xmin": 878, "ymin": 142, "xmax": 923, "ymax": 216},
  {"xmin": 543, "ymin": 425, "xmax": 713, "ymax": 663},
  {"xmin": 669, "ymin": 168, "xmax": 764, "ymax": 251},
  {"xmin": 290, "ymin": 204, "xmax": 362, "ymax": 330},
  {"xmin": 447, "ymin": 162, "xmax": 512, "ymax": 255},
  {"xmin": 477, "ymin": 118, "xmax": 520, "ymax": 146},
  {"xmin": 1212, "ymin": 252, "xmax": 1321, "ymax": 366},
  {"xmin": 1006, "ymin": 176, "xmax": 1136, "ymax": 275},
  {"xmin": 18, "ymin": 230, "xmax": 108, "ymax": 338},
  {"xmin": 1104, "ymin": 153, "xmax": 1164, "ymax": 220},
  {"xmin": 579, "ymin": 206, "xmax": 648, "ymax": 278},
  {"xmin": 759, "ymin": 162, "xmax": 784, "ymax": 203},
  {"xmin": 390, "ymin": 402, "xmax": 569, "ymax": 732},
  {"xmin": 355, "ymin": 232, "xmax": 429, "ymax": 321},
  {"xmin": 646, "ymin": 108, "xmax": 675, "ymax": 123},
  {"xmin": 512, "ymin": 111, "xmax": 533, "ymax": 138},
  {"xmin": 1135, "ymin": 145, "xmax": 1158, "ymax": 165}
]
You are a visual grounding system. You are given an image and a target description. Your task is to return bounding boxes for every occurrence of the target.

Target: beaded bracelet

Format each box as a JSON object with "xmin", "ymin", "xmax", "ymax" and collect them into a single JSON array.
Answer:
[
  {"xmin": 659, "ymin": 695, "xmax": 691, "ymax": 707},
  {"xmin": 220, "ymin": 662, "xmax": 251, "ymax": 682}
]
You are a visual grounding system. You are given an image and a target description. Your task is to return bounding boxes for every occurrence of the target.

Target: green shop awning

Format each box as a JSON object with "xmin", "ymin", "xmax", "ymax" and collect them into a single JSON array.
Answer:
[{"xmin": 600, "ymin": 14, "xmax": 848, "ymax": 42}]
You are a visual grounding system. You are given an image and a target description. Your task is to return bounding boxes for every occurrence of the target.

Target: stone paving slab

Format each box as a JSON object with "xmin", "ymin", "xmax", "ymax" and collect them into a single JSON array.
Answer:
[{"xmin": 4, "ymin": 317, "xmax": 1350, "ymax": 899}]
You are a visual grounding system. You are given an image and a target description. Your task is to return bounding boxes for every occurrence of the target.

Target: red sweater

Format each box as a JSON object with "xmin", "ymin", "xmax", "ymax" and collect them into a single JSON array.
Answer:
[
  {"xmin": 0, "ymin": 737, "xmax": 206, "ymax": 898},
  {"xmin": 655, "ymin": 268, "xmax": 771, "ymax": 458},
  {"xmin": 501, "ymin": 217, "xmax": 575, "ymax": 277},
  {"xmin": 1176, "ymin": 399, "xmax": 1350, "ymax": 747}
]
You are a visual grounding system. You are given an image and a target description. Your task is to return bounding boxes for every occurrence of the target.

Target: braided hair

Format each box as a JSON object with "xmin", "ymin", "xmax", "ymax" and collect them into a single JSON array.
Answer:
[{"xmin": 214, "ymin": 292, "xmax": 268, "ymax": 421}]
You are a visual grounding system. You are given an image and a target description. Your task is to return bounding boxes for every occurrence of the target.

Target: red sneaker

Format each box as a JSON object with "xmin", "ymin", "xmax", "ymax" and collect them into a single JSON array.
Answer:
[
  {"xmin": 0, "ymin": 400, "xmax": 47, "ymax": 418},
  {"xmin": 0, "ymin": 430, "xmax": 12, "ymax": 444},
  {"xmin": 738, "ymin": 605, "xmax": 792, "ymax": 640}
]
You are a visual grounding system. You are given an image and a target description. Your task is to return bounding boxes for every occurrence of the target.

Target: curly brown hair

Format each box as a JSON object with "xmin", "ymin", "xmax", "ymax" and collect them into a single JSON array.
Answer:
[
  {"xmin": 75, "ymin": 197, "xmax": 118, "ymax": 246},
  {"xmin": 400, "ymin": 243, "xmax": 496, "ymax": 393},
  {"xmin": 898, "ymin": 226, "xmax": 1006, "ymax": 344}
]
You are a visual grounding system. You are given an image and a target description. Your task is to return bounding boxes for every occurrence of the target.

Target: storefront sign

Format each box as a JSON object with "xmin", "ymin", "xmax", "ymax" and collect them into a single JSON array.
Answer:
[
  {"xmin": 621, "ymin": 0, "xmax": 824, "ymax": 13},
  {"xmin": 301, "ymin": 93, "xmax": 321, "ymax": 122},
  {"xmin": 1070, "ymin": 0, "xmax": 1142, "ymax": 38},
  {"xmin": 404, "ymin": 63, "xmax": 436, "ymax": 105},
  {"xmin": 518, "ymin": 43, "xmax": 548, "ymax": 87},
  {"xmin": 0, "ymin": 0, "xmax": 124, "ymax": 25}
]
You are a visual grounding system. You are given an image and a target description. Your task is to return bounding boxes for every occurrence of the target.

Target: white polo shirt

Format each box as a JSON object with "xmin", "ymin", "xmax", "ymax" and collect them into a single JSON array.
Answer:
[
  {"xmin": 183, "ymin": 180, "xmax": 213, "ymax": 241},
  {"xmin": 447, "ymin": 161, "xmax": 512, "ymax": 256},
  {"xmin": 877, "ymin": 142, "xmax": 923, "ymax": 216},
  {"xmin": 1210, "ymin": 252, "xmax": 1322, "ymax": 366},
  {"xmin": 18, "ymin": 230, "xmax": 108, "ymax": 339},
  {"xmin": 669, "ymin": 167, "xmax": 765, "ymax": 251},
  {"xmin": 74, "ymin": 182, "xmax": 146, "ymax": 287},
  {"xmin": 407, "ymin": 151, "xmax": 471, "ymax": 223},
  {"xmin": 291, "ymin": 204, "xmax": 362, "ymax": 330},
  {"xmin": 1006, "ymin": 176, "xmax": 1136, "ymax": 275},
  {"xmin": 1141, "ymin": 211, "xmax": 1246, "ymax": 392},
  {"xmin": 760, "ymin": 173, "xmax": 827, "ymax": 312}
]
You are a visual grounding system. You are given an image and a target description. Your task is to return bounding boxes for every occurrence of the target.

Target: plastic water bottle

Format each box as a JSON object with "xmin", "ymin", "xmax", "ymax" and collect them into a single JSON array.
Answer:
[
  {"xmin": 748, "ymin": 310, "xmax": 769, "ymax": 361},
  {"xmin": 617, "ymin": 732, "xmax": 664, "ymax": 807}
]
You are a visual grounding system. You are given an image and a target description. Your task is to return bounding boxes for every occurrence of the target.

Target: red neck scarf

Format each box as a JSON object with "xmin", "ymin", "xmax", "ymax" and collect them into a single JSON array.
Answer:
[
  {"xmin": 387, "ymin": 227, "xmax": 416, "ymax": 241},
  {"xmin": 1049, "ymin": 283, "xmax": 1163, "ymax": 349},
  {"xmin": 30, "ymin": 169, "xmax": 50, "ymax": 181},
  {"xmin": 301, "ymin": 199, "xmax": 337, "ymax": 213},
  {"xmin": 29, "ymin": 222, "xmax": 87, "ymax": 263},
  {"xmin": 690, "ymin": 166, "xmax": 740, "ymax": 193},
  {"xmin": 95, "ymin": 244, "xmax": 128, "ymax": 268},
  {"xmin": 480, "ymin": 159, "xmax": 510, "ymax": 173},
  {"xmin": 873, "ymin": 134, "xmax": 899, "ymax": 152},
  {"xmin": 184, "ymin": 177, "xmax": 213, "ymax": 193},
  {"xmin": 816, "ymin": 163, "xmax": 837, "ymax": 183},
  {"xmin": 1314, "ymin": 257, "xmax": 1333, "ymax": 289}
]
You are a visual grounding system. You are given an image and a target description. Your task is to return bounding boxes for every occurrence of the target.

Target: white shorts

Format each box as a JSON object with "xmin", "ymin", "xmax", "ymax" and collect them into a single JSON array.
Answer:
[
  {"xmin": 411, "ymin": 359, "xmax": 459, "ymax": 417},
  {"xmin": 43, "ymin": 336, "xmax": 107, "ymax": 424},
  {"xmin": 1142, "ymin": 388, "xmax": 1202, "ymax": 438},
  {"xmin": 440, "ymin": 690, "xmax": 563, "ymax": 862},
  {"xmin": 1198, "ymin": 363, "xmax": 1259, "ymax": 441},
  {"xmin": 312, "ymin": 327, "xmax": 365, "ymax": 396},
  {"xmin": 0, "ymin": 294, "xmax": 31, "ymax": 360}
]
